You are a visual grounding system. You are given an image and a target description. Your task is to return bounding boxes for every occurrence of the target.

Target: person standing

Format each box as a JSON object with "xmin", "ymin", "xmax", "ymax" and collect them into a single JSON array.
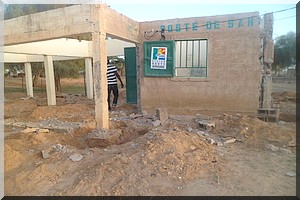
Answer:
[{"xmin": 107, "ymin": 59, "xmax": 124, "ymax": 111}]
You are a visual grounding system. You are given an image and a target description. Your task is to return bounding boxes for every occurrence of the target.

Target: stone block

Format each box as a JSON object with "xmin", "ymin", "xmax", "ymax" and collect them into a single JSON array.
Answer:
[
  {"xmin": 156, "ymin": 108, "xmax": 168, "ymax": 124},
  {"xmin": 152, "ymin": 120, "xmax": 161, "ymax": 127}
]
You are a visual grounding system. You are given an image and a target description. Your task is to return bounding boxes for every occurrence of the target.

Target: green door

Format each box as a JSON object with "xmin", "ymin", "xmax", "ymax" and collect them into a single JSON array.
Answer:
[{"xmin": 124, "ymin": 47, "xmax": 137, "ymax": 104}]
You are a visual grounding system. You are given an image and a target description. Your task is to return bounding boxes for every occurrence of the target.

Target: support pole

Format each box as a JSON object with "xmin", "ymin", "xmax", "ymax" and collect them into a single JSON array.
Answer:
[
  {"xmin": 136, "ymin": 45, "xmax": 142, "ymax": 114},
  {"xmin": 85, "ymin": 57, "xmax": 94, "ymax": 99},
  {"xmin": 92, "ymin": 5, "xmax": 109, "ymax": 129},
  {"xmin": 44, "ymin": 55, "xmax": 56, "ymax": 106},
  {"xmin": 24, "ymin": 62, "xmax": 33, "ymax": 97}
]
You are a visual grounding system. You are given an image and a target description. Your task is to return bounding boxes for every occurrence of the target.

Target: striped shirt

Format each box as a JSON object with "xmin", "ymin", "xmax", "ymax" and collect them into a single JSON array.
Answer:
[{"xmin": 107, "ymin": 64, "xmax": 118, "ymax": 85}]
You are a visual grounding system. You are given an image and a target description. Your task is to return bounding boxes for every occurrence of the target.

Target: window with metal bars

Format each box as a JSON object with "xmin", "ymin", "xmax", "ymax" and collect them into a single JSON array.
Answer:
[{"xmin": 175, "ymin": 39, "xmax": 208, "ymax": 77}]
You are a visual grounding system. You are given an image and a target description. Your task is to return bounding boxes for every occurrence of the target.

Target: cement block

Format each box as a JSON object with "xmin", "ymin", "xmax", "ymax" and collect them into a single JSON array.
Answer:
[
  {"xmin": 87, "ymin": 129, "xmax": 122, "ymax": 148},
  {"xmin": 156, "ymin": 108, "xmax": 168, "ymax": 124}
]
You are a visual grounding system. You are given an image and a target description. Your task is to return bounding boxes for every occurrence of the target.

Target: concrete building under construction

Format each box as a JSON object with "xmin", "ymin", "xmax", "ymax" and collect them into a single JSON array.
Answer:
[{"xmin": 3, "ymin": 3, "xmax": 274, "ymax": 128}]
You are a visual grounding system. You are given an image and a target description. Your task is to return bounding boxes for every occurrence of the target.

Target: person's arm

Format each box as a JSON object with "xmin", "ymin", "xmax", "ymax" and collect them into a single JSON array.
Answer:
[{"xmin": 115, "ymin": 71, "xmax": 124, "ymax": 88}]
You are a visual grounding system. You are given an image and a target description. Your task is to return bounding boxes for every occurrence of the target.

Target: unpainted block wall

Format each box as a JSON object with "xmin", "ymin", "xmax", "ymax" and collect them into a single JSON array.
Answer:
[{"xmin": 139, "ymin": 12, "xmax": 264, "ymax": 114}]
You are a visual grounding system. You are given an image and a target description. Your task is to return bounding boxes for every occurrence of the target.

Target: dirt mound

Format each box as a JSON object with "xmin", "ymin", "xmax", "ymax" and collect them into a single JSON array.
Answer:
[
  {"xmin": 141, "ymin": 130, "xmax": 217, "ymax": 181},
  {"xmin": 30, "ymin": 104, "xmax": 94, "ymax": 122},
  {"xmin": 210, "ymin": 114, "xmax": 295, "ymax": 149},
  {"xmin": 5, "ymin": 142, "xmax": 26, "ymax": 171}
]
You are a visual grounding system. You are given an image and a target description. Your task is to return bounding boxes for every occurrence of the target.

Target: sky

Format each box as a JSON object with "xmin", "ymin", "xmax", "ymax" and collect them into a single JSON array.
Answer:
[{"xmin": 107, "ymin": 3, "xmax": 296, "ymax": 39}]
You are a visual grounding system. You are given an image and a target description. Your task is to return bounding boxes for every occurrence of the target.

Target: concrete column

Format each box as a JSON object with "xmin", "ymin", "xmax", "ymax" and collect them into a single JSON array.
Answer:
[
  {"xmin": 91, "ymin": 5, "xmax": 109, "ymax": 129},
  {"xmin": 85, "ymin": 58, "xmax": 93, "ymax": 99},
  {"xmin": 24, "ymin": 62, "xmax": 33, "ymax": 97},
  {"xmin": 44, "ymin": 55, "xmax": 56, "ymax": 106},
  {"xmin": 261, "ymin": 74, "xmax": 272, "ymax": 109}
]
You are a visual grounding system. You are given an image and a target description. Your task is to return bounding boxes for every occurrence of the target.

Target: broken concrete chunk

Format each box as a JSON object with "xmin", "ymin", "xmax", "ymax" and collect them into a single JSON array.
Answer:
[
  {"xmin": 217, "ymin": 142, "xmax": 223, "ymax": 146},
  {"xmin": 197, "ymin": 120, "xmax": 216, "ymax": 130},
  {"xmin": 286, "ymin": 172, "xmax": 296, "ymax": 177},
  {"xmin": 156, "ymin": 108, "xmax": 168, "ymax": 124},
  {"xmin": 142, "ymin": 110, "xmax": 148, "ymax": 116},
  {"xmin": 129, "ymin": 113, "xmax": 143, "ymax": 119},
  {"xmin": 187, "ymin": 127, "xmax": 193, "ymax": 132},
  {"xmin": 21, "ymin": 127, "xmax": 37, "ymax": 134},
  {"xmin": 266, "ymin": 144, "xmax": 279, "ymax": 152},
  {"xmin": 207, "ymin": 138, "xmax": 215, "ymax": 145},
  {"xmin": 278, "ymin": 121, "xmax": 286, "ymax": 125},
  {"xmin": 41, "ymin": 150, "xmax": 50, "ymax": 159},
  {"xmin": 69, "ymin": 153, "xmax": 83, "ymax": 162},
  {"xmin": 36, "ymin": 128, "xmax": 50, "ymax": 133},
  {"xmin": 224, "ymin": 138, "xmax": 236, "ymax": 144},
  {"xmin": 196, "ymin": 131, "xmax": 209, "ymax": 137},
  {"xmin": 288, "ymin": 141, "xmax": 296, "ymax": 147},
  {"xmin": 41, "ymin": 148, "xmax": 54, "ymax": 159},
  {"xmin": 21, "ymin": 97, "xmax": 33, "ymax": 100},
  {"xmin": 152, "ymin": 120, "xmax": 161, "ymax": 127},
  {"xmin": 279, "ymin": 148, "xmax": 292, "ymax": 154},
  {"xmin": 52, "ymin": 143, "xmax": 70, "ymax": 154}
]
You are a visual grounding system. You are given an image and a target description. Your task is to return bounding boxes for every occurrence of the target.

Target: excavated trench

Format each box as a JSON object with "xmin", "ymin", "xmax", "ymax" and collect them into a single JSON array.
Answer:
[
  {"xmin": 68, "ymin": 120, "xmax": 151, "ymax": 149},
  {"xmin": 85, "ymin": 121, "xmax": 150, "ymax": 148}
]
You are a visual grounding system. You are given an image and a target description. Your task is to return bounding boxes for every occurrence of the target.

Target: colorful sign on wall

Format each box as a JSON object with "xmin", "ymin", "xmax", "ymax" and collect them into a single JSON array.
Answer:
[{"xmin": 151, "ymin": 47, "xmax": 168, "ymax": 69}]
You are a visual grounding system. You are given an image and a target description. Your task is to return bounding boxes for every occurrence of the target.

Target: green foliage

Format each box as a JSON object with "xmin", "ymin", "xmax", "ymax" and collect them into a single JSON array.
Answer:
[
  {"xmin": 272, "ymin": 31, "xmax": 296, "ymax": 72},
  {"xmin": 108, "ymin": 56, "xmax": 125, "ymax": 70},
  {"xmin": 53, "ymin": 59, "xmax": 85, "ymax": 79},
  {"xmin": 4, "ymin": 4, "xmax": 84, "ymax": 81}
]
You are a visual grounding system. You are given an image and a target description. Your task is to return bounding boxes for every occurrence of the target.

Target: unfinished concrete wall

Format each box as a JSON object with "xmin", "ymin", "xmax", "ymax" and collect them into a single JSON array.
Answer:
[
  {"xmin": 3, "ymin": 4, "xmax": 140, "ymax": 129},
  {"xmin": 4, "ymin": 4, "xmax": 140, "ymax": 46},
  {"xmin": 103, "ymin": 5, "xmax": 140, "ymax": 43},
  {"xmin": 4, "ymin": 5, "xmax": 93, "ymax": 45},
  {"xmin": 139, "ymin": 12, "xmax": 263, "ymax": 114}
]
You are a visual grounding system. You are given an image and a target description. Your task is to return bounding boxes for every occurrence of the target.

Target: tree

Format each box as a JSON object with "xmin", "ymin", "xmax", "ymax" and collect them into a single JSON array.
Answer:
[
  {"xmin": 108, "ymin": 56, "xmax": 125, "ymax": 76},
  {"xmin": 31, "ymin": 62, "xmax": 44, "ymax": 87},
  {"xmin": 53, "ymin": 59, "xmax": 84, "ymax": 92},
  {"xmin": 272, "ymin": 31, "xmax": 296, "ymax": 74}
]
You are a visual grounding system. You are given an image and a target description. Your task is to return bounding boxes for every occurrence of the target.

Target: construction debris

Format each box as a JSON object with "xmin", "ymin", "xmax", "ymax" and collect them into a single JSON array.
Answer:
[
  {"xmin": 152, "ymin": 120, "xmax": 161, "ymax": 127},
  {"xmin": 69, "ymin": 153, "xmax": 83, "ymax": 162},
  {"xmin": 224, "ymin": 138, "xmax": 237, "ymax": 144},
  {"xmin": 196, "ymin": 120, "xmax": 216, "ymax": 130},
  {"xmin": 156, "ymin": 108, "xmax": 168, "ymax": 124}
]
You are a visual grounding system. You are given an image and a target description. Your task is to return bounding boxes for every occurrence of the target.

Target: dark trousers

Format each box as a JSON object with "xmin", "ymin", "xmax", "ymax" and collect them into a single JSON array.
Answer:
[{"xmin": 108, "ymin": 84, "xmax": 119, "ymax": 109}]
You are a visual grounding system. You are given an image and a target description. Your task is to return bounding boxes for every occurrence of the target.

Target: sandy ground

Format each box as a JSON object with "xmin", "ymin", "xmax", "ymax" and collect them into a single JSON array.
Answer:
[{"xmin": 3, "ymin": 77, "xmax": 296, "ymax": 196}]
